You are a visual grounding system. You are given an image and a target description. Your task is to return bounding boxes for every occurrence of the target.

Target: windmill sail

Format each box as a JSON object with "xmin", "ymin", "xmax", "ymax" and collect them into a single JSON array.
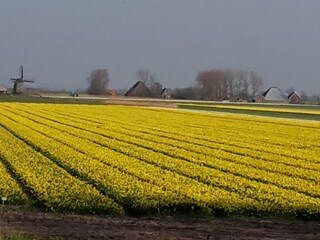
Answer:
[{"xmin": 10, "ymin": 66, "xmax": 34, "ymax": 94}]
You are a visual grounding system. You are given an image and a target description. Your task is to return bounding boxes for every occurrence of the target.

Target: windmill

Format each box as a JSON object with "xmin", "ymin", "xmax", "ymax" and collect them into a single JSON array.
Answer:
[{"xmin": 10, "ymin": 66, "xmax": 34, "ymax": 94}]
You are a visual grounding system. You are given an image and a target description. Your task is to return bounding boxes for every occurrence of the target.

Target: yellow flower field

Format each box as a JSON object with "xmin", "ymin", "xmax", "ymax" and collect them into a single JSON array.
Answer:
[{"xmin": 0, "ymin": 102, "xmax": 319, "ymax": 218}]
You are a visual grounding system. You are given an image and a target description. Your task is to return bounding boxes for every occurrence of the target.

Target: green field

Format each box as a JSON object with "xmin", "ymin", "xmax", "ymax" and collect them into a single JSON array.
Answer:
[
  {"xmin": 177, "ymin": 103, "xmax": 320, "ymax": 121},
  {"xmin": 0, "ymin": 95, "xmax": 105, "ymax": 105}
]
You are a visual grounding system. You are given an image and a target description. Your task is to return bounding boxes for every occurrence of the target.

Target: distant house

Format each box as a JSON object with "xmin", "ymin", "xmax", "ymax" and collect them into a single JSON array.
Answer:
[
  {"xmin": 0, "ymin": 85, "xmax": 7, "ymax": 94},
  {"xmin": 288, "ymin": 91, "xmax": 302, "ymax": 104},
  {"xmin": 106, "ymin": 88, "xmax": 117, "ymax": 96},
  {"xmin": 161, "ymin": 88, "xmax": 172, "ymax": 99},
  {"xmin": 255, "ymin": 95, "xmax": 266, "ymax": 103},
  {"xmin": 125, "ymin": 81, "xmax": 152, "ymax": 97},
  {"xmin": 260, "ymin": 87, "xmax": 288, "ymax": 103}
]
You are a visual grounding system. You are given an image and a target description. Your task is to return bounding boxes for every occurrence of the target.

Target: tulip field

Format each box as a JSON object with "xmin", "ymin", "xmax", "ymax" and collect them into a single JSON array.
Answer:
[{"xmin": 0, "ymin": 102, "xmax": 319, "ymax": 218}]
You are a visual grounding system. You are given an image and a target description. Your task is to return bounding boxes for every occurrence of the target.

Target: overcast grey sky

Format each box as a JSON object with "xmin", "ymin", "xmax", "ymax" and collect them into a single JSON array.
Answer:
[{"xmin": 0, "ymin": 0, "xmax": 319, "ymax": 94}]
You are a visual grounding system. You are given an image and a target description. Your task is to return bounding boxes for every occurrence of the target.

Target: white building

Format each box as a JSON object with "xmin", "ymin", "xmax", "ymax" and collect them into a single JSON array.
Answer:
[
  {"xmin": 0, "ymin": 85, "xmax": 7, "ymax": 94},
  {"xmin": 262, "ymin": 87, "xmax": 287, "ymax": 102}
]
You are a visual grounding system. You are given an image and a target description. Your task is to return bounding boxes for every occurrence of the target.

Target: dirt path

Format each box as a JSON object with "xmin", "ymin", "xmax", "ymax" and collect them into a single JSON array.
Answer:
[
  {"xmin": 1, "ymin": 207, "xmax": 319, "ymax": 240},
  {"xmin": 104, "ymin": 98, "xmax": 177, "ymax": 108}
]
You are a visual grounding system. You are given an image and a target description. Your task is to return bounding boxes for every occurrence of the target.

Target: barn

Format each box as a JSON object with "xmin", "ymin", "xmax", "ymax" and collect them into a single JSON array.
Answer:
[
  {"xmin": 261, "ymin": 87, "xmax": 287, "ymax": 103},
  {"xmin": 255, "ymin": 95, "xmax": 266, "ymax": 103},
  {"xmin": 125, "ymin": 81, "xmax": 152, "ymax": 97},
  {"xmin": 161, "ymin": 88, "xmax": 172, "ymax": 99},
  {"xmin": 0, "ymin": 85, "xmax": 7, "ymax": 94},
  {"xmin": 288, "ymin": 91, "xmax": 302, "ymax": 104}
]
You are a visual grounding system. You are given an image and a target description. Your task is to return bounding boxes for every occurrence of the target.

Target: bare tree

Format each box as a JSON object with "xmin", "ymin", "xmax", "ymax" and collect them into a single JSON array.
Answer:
[
  {"xmin": 233, "ymin": 70, "xmax": 248, "ymax": 100},
  {"xmin": 226, "ymin": 69, "xmax": 236, "ymax": 100},
  {"xmin": 300, "ymin": 91, "xmax": 308, "ymax": 101},
  {"xmin": 285, "ymin": 87, "xmax": 295, "ymax": 95},
  {"xmin": 136, "ymin": 69, "xmax": 154, "ymax": 84},
  {"xmin": 148, "ymin": 80, "xmax": 163, "ymax": 98},
  {"xmin": 174, "ymin": 86, "xmax": 201, "ymax": 100},
  {"xmin": 87, "ymin": 69, "xmax": 109, "ymax": 95},
  {"xmin": 196, "ymin": 69, "xmax": 228, "ymax": 100},
  {"xmin": 195, "ymin": 68, "xmax": 264, "ymax": 101},
  {"xmin": 310, "ymin": 94, "xmax": 320, "ymax": 103},
  {"xmin": 249, "ymin": 71, "xmax": 263, "ymax": 98},
  {"xmin": 239, "ymin": 71, "xmax": 250, "ymax": 99}
]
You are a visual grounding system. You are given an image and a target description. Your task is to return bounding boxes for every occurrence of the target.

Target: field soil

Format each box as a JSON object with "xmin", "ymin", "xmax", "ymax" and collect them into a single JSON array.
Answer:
[
  {"xmin": 104, "ymin": 98, "xmax": 177, "ymax": 108},
  {"xmin": 1, "ymin": 207, "xmax": 319, "ymax": 240}
]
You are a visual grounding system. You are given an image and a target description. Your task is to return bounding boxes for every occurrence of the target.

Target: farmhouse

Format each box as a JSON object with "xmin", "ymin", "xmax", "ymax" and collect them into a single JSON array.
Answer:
[
  {"xmin": 0, "ymin": 85, "xmax": 7, "ymax": 94},
  {"xmin": 258, "ymin": 86, "xmax": 288, "ymax": 103},
  {"xmin": 125, "ymin": 81, "xmax": 152, "ymax": 97},
  {"xmin": 288, "ymin": 91, "xmax": 302, "ymax": 104},
  {"xmin": 161, "ymin": 88, "xmax": 172, "ymax": 99},
  {"xmin": 106, "ymin": 88, "xmax": 117, "ymax": 96},
  {"xmin": 255, "ymin": 95, "xmax": 266, "ymax": 103}
]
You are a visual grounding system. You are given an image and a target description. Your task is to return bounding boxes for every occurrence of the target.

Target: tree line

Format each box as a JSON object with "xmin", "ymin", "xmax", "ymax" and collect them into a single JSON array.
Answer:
[
  {"xmin": 87, "ymin": 68, "xmax": 264, "ymax": 101},
  {"xmin": 173, "ymin": 69, "xmax": 263, "ymax": 101},
  {"xmin": 196, "ymin": 69, "xmax": 263, "ymax": 101},
  {"xmin": 87, "ymin": 68, "xmax": 163, "ymax": 98}
]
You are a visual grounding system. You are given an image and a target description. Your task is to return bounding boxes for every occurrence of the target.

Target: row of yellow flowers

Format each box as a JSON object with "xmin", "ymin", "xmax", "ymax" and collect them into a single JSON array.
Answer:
[
  {"xmin": 25, "ymin": 103, "xmax": 320, "ymax": 150},
  {"xmin": 34, "ymin": 108, "xmax": 320, "ymax": 205},
  {"xmin": 92, "ymin": 121, "xmax": 320, "ymax": 177},
  {"xmin": 37, "ymin": 110, "xmax": 320, "ymax": 198},
  {"xmin": 6, "ymin": 103, "xmax": 320, "ymax": 181},
  {"xmin": 45, "ymin": 103, "xmax": 319, "ymax": 152},
  {"xmin": 25, "ymin": 103, "xmax": 319, "ymax": 176},
  {"xmin": 0, "ymin": 105, "xmax": 261, "ymax": 215},
  {"xmin": 0, "ymin": 148, "xmax": 27, "ymax": 204},
  {"xmin": 5, "ymin": 104, "xmax": 320, "ymax": 172},
  {"xmin": 0, "ymin": 121, "xmax": 123, "ymax": 214},
  {"xmin": 1, "ymin": 103, "xmax": 319, "ymax": 217}
]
